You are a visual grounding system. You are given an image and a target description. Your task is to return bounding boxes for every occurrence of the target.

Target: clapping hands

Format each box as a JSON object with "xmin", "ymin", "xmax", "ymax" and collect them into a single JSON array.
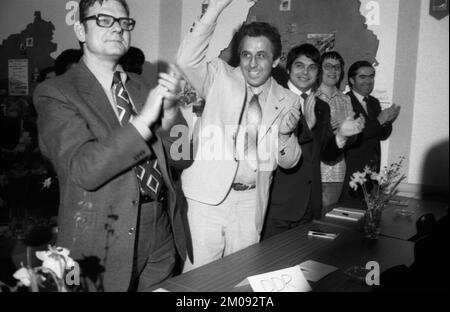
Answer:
[
  {"xmin": 141, "ymin": 64, "xmax": 182, "ymax": 125},
  {"xmin": 378, "ymin": 103, "xmax": 401, "ymax": 125},
  {"xmin": 336, "ymin": 112, "xmax": 365, "ymax": 138},
  {"xmin": 279, "ymin": 107, "xmax": 301, "ymax": 135}
]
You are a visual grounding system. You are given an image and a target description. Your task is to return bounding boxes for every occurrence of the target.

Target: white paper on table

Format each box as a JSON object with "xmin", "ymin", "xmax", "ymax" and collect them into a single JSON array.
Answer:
[
  {"xmin": 246, "ymin": 265, "xmax": 311, "ymax": 292},
  {"xmin": 299, "ymin": 260, "xmax": 338, "ymax": 282},
  {"xmin": 152, "ymin": 288, "xmax": 170, "ymax": 292}
]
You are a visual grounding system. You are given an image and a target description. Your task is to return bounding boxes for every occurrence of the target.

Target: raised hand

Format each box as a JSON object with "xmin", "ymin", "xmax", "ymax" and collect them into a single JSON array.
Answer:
[{"xmin": 279, "ymin": 107, "xmax": 301, "ymax": 135}]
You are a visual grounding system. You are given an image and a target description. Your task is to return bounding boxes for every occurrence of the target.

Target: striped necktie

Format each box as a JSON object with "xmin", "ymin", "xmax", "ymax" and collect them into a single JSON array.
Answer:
[{"xmin": 245, "ymin": 93, "xmax": 262, "ymax": 171}]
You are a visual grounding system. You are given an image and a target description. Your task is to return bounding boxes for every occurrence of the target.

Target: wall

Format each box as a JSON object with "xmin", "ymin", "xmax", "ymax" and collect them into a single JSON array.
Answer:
[
  {"xmin": 407, "ymin": 0, "xmax": 449, "ymax": 189},
  {"xmin": 359, "ymin": 0, "xmax": 400, "ymax": 170},
  {"xmin": 1, "ymin": 0, "xmax": 448, "ymax": 191},
  {"xmin": 0, "ymin": 0, "xmax": 161, "ymax": 83}
]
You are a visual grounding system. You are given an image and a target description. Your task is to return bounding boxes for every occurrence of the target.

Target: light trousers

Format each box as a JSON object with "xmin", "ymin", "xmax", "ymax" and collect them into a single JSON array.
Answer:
[{"xmin": 183, "ymin": 188, "xmax": 260, "ymax": 272}]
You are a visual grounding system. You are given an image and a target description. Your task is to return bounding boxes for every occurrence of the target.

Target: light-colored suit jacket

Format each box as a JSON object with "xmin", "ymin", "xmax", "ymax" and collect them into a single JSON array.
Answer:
[{"xmin": 176, "ymin": 21, "xmax": 301, "ymax": 232}]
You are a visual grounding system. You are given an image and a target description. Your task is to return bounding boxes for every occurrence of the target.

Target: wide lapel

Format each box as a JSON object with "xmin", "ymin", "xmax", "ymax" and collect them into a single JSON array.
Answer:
[
  {"xmin": 366, "ymin": 96, "xmax": 378, "ymax": 120},
  {"xmin": 151, "ymin": 133, "xmax": 176, "ymax": 220},
  {"xmin": 259, "ymin": 78, "xmax": 286, "ymax": 143},
  {"xmin": 125, "ymin": 76, "xmax": 145, "ymax": 114},
  {"xmin": 349, "ymin": 91, "xmax": 368, "ymax": 120},
  {"xmin": 232, "ymin": 67, "xmax": 249, "ymax": 125},
  {"xmin": 74, "ymin": 61, "xmax": 121, "ymax": 130}
]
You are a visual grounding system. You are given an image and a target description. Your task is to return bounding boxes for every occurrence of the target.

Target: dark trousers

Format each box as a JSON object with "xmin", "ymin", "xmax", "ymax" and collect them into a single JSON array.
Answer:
[
  {"xmin": 128, "ymin": 201, "xmax": 176, "ymax": 292},
  {"xmin": 261, "ymin": 216, "xmax": 312, "ymax": 240}
]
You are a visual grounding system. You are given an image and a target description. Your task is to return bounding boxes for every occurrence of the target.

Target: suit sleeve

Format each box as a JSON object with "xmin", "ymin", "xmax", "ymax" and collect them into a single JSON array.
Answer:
[
  {"xmin": 34, "ymin": 82, "xmax": 153, "ymax": 191},
  {"xmin": 361, "ymin": 98, "xmax": 392, "ymax": 141},
  {"xmin": 318, "ymin": 100, "xmax": 344, "ymax": 163},
  {"xmin": 277, "ymin": 97, "xmax": 302, "ymax": 169},
  {"xmin": 176, "ymin": 21, "xmax": 220, "ymax": 99}
]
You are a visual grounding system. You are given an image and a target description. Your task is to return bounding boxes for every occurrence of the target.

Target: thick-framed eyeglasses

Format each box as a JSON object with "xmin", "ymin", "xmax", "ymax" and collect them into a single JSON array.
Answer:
[
  {"xmin": 322, "ymin": 63, "xmax": 342, "ymax": 72},
  {"xmin": 81, "ymin": 14, "xmax": 136, "ymax": 31}
]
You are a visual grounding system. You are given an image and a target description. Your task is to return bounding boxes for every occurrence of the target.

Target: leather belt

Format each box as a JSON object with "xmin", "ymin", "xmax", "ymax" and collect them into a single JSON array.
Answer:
[{"xmin": 231, "ymin": 183, "xmax": 256, "ymax": 191}]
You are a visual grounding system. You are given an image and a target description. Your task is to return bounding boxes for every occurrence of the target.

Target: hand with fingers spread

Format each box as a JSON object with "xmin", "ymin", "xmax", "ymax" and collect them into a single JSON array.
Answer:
[
  {"xmin": 378, "ymin": 103, "xmax": 400, "ymax": 125},
  {"xmin": 279, "ymin": 106, "xmax": 301, "ymax": 135}
]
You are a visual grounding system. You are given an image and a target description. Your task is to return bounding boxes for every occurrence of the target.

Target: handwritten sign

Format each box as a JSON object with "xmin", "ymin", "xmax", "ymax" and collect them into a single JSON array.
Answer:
[{"xmin": 247, "ymin": 265, "xmax": 311, "ymax": 292}]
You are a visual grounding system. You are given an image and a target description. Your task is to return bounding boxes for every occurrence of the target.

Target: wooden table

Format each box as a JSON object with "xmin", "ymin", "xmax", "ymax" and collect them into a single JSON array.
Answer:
[
  {"xmin": 321, "ymin": 196, "xmax": 448, "ymax": 241},
  {"xmin": 148, "ymin": 221, "xmax": 414, "ymax": 292}
]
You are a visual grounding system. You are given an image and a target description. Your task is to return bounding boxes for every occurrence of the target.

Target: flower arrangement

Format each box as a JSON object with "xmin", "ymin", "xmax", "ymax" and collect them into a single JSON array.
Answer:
[
  {"xmin": 177, "ymin": 79, "xmax": 205, "ymax": 117},
  {"xmin": 349, "ymin": 156, "xmax": 407, "ymax": 238},
  {"xmin": 0, "ymin": 245, "xmax": 78, "ymax": 292}
]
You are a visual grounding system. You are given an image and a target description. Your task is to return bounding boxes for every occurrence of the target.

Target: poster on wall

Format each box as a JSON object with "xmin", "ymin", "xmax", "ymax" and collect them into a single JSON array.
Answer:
[
  {"xmin": 306, "ymin": 33, "xmax": 336, "ymax": 54},
  {"xmin": 8, "ymin": 59, "xmax": 29, "ymax": 96}
]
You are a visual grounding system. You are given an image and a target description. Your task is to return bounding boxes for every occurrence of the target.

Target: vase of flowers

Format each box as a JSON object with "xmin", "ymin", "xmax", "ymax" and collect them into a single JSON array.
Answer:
[
  {"xmin": 0, "ymin": 245, "xmax": 78, "ymax": 292},
  {"xmin": 349, "ymin": 157, "xmax": 406, "ymax": 239}
]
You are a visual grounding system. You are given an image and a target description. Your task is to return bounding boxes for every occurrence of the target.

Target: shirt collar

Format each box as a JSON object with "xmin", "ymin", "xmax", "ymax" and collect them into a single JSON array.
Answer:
[
  {"xmin": 352, "ymin": 89, "xmax": 367, "ymax": 104},
  {"xmin": 316, "ymin": 85, "xmax": 339, "ymax": 100},
  {"xmin": 287, "ymin": 81, "xmax": 311, "ymax": 97},
  {"xmin": 83, "ymin": 58, "xmax": 128, "ymax": 90},
  {"xmin": 247, "ymin": 77, "xmax": 272, "ymax": 105}
]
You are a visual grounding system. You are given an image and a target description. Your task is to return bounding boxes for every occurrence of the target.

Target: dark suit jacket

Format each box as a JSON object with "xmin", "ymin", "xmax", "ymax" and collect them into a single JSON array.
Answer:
[
  {"xmin": 268, "ymin": 97, "xmax": 343, "ymax": 221},
  {"xmin": 340, "ymin": 91, "xmax": 392, "ymax": 204},
  {"xmin": 0, "ymin": 110, "xmax": 21, "ymax": 150},
  {"xmin": 33, "ymin": 61, "xmax": 192, "ymax": 291}
]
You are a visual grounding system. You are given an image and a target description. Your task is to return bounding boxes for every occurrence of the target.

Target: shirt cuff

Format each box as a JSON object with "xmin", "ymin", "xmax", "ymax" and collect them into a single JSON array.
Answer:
[
  {"xmin": 131, "ymin": 116, "xmax": 152, "ymax": 140},
  {"xmin": 335, "ymin": 134, "xmax": 347, "ymax": 149}
]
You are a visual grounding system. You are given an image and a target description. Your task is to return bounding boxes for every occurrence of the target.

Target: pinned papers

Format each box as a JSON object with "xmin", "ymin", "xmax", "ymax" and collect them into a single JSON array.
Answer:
[{"xmin": 280, "ymin": 0, "xmax": 291, "ymax": 11}]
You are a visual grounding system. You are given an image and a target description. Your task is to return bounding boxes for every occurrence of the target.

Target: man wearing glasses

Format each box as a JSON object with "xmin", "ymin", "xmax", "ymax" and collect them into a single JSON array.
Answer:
[
  {"xmin": 264, "ymin": 44, "xmax": 364, "ymax": 239},
  {"xmin": 33, "ymin": 0, "xmax": 191, "ymax": 291}
]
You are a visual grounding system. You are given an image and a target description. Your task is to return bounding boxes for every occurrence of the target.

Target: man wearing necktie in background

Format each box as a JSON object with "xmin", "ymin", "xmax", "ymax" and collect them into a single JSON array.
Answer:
[
  {"xmin": 33, "ymin": 0, "xmax": 192, "ymax": 291},
  {"xmin": 264, "ymin": 44, "xmax": 365, "ymax": 239},
  {"xmin": 341, "ymin": 61, "xmax": 400, "ymax": 206},
  {"xmin": 177, "ymin": 0, "xmax": 302, "ymax": 271}
]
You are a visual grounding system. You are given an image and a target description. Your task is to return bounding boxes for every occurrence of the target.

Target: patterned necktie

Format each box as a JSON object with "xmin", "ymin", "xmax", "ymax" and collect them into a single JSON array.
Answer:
[
  {"xmin": 245, "ymin": 93, "xmax": 262, "ymax": 171},
  {"xmin": 112, "ymin": 71, "xmax": 162, "ymax": 199}
]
